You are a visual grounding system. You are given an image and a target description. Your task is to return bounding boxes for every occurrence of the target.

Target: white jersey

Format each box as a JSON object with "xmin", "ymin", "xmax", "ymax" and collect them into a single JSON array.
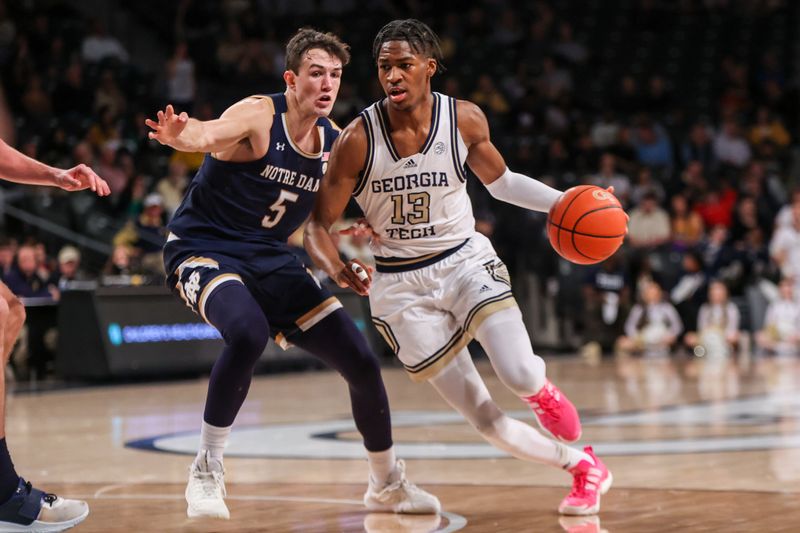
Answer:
[{"xmin": 353, "ymin": 92, "xmax": 475, "ymax": 266}]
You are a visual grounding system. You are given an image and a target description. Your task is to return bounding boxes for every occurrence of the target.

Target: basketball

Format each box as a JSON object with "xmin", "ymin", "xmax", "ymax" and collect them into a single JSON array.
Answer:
[{"xmin": 547, "ymin": 185, "xmax": 627, "ymax": 265}]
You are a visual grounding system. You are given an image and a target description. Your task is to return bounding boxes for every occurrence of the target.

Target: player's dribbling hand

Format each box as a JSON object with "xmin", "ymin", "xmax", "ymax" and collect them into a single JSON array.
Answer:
[
  {"xmin": 334, "ymin": 259, "xmax": 372, "ymax": 296},
  {"xmin": 145, "ymin": 104, "xmax": 189, "ymax": 145},
  {"xmin": 55, "ymin": 164, "xmax": 111, "ymax": 196}
]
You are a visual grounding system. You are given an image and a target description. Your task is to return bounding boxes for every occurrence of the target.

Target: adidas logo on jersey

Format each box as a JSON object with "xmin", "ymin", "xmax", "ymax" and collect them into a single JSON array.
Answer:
[
  {"xmin": 479, "ymin": 284, "xmax": 492, "ymax": 293},
  {"xmin": 403, "ymin": 158, "xmax": 417, "ymax": 169}
]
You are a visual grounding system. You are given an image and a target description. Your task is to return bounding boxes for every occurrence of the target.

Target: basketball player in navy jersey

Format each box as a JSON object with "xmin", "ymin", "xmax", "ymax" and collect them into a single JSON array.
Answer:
[
  {"xmin": 146, "ymin": 29, "xmax": 438, "ymax": 520},
  {"xmin": 0, "ymin": 140, "xmax": 108, "ymax": 531},
  {"xmin": 305, "ymin": 20, "xmax": 612, "ymax": 515}
]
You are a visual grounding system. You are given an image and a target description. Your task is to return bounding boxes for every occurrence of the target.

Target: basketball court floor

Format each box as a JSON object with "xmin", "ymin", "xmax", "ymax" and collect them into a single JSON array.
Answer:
[{"xmin": 8, "ymin": 353, "xmax": 800, "ymax": 532}]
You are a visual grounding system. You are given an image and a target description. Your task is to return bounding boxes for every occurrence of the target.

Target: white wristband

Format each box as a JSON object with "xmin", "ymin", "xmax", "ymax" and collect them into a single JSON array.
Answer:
[{"xmin": 484, "ymin": 167, "xmax": 562, "ymax": 213}]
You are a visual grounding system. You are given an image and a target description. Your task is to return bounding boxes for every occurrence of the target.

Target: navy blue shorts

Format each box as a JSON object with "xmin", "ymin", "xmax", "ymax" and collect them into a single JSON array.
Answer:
[{"xmin": 163, "ymin": 236, "xmax": 341, "ymax": 344}]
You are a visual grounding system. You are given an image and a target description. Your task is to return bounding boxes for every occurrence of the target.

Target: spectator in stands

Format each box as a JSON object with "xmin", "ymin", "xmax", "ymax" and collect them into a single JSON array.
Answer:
[
  {"xmin": 50, "ymin": 245, "xmax": 91, "ymax": 291},
  {"xmin": 769, "ymin": 198, "xmax": 800, "ymax": 296},
  {"xmin": 156, "ymin": 160, "xmax": 189, "ymax": 219},
  {"xmin": 551, "ymin": 21, "xmax": 587, "ymax": 65},
  {"xmin": 627, "ymin": 191, "xmax": 671, "ymax": 250},
  {"xmin": 54, "ymin": 61, "xmax": 93, "ymax": 118},
  {"xmin": 670, "ymin": 250, "xmax": 708, "ymax": 334},
  {"xmin": 4, "ymin": 244, "xmax": 53, "ymax": 298},
  {"xmin": 755, "ymin": 278, "xmax": 800, "ymax": 356},
  {"xmin": 581, "ymin": 255, "xmax": 630, "ymax": 361},
  {"xmin": 102, "ymin": 243, "xmax": 138, "ymax": 278},
  {"xmin": 167, "ymin": 42, "xmax": 196, "ymax": 114},
  {"xmin": 775, "ymin": 188, "xmax": 800, "ymax": 230},
  {"xmin": 702, "ymin": 224, "xmax": 738, "ymax": 278},
  {"xmin": 631, "ymin": 118, "xmax": 673, "ymax": 175},
  {"xmin": 694, "ymin": 184, "xmax": 737, "ymax": 229},
  {"xmin": 713, "ymin": 118, "xmax": 752, "ymax": 168},
  {"xmin": 681, "ymin": 122, "xmax": 716, "ymax": 171},
  {"xmin": 216, "ymin": 20, "xmax": 245, "ymax": 75},
  {"xmin": 670, "ymin": 192, "xmax": 704, "ymax": 251},
  {"xmin": 87, "ymin": 106, "xmax": 121, "ymax": 152},
  {"xmin": 613, "ymin": 76, "xmax": 642, "ymax": 118},
  {"xmin": 730, "ymin": 195, "xmax": 769, "ymax": 244},
  {"xmin": 644, "ymin": 75, "xmax": 672, "ymax": 117},
  {"xmin": 538, "ymin": 56, "xmax": 572, "ymax": 99},
  {"xmin": 470, "ymin": 74, "xmax": 510, "ymax": 118},
  {"xmin": 94, "ymin": 69, "xmax": 126, "ymax": 118},
  {"xmin": 590, "ymin": 111, "xmax": 621, "ymax": 150},
  {"xmin": 616, "ymin": 280, "xmax": 683, "ymax": 357},
  {"xmin": 684, "ymin": 280, "xmax": 740, "ymax": 359},
  {"xmin": 81, "ymin": 19, "xmax": 129, "ymax": 63},
  {"xmin": 630, "ymin": 166, "xmax": 665, "ymax": 206},
  {"xmin": 113, "ymin": 193, "xmax": 167, "ymax": 275},
  {"xmin": 749, "ymin": 106, "xmax": 790, "ymax": 150},
  {"xmin": 590, "ymin": 153, "xmax": 631, "ymax": 207}
]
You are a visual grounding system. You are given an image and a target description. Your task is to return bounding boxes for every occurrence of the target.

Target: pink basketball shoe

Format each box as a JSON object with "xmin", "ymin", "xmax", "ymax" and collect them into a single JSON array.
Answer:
[
  {"xmin": 558, "ymin": 447, "xmax": 613, "ymax": 516},
  {"xmin": 524, "ymin": 380, "xmax": 582, "ymax": 442}
]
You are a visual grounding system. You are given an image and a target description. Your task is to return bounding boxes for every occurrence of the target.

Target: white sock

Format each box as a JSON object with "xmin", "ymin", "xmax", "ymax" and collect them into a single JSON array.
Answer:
[
  {"xmin": 198, "ymin": 421, "xmax": 231, "ymax": 464},
  {"xmin": 555, "ymin": 442, "xmax": 594, "ymax": 470},
  {"xmin": 367, "ymin": 447, "xmax": 396, "ymax": 486}
]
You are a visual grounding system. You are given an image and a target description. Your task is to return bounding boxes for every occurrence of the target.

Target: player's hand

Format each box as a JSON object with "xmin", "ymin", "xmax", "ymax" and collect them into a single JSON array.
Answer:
[
  {"xmin": 145, "ymin": 104, "xmax": 189, "ymax": 145},
  {"xmin": 55, "ymin": 164, "xmax": 110, "ymax": 196},
  {"xmin": 339, "ymin": 218, "xmax": 380, "ymax": 244},
  {"xmin": 333, "ymin": 259, "xmax": 372, "ymax": 296}
]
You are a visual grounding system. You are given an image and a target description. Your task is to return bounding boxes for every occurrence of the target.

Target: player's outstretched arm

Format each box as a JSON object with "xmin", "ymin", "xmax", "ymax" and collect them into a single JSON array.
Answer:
[
  {"xmin": 145, "ymin": 98, "xmax": 271, "ymax": 154},
  {"xmin": 0, "ymin": 139, "xmax": 110, "ymax": 196},
  {"xmin": 458, "ymin": 100, "xmax": 561, "ymax": 213},
  {"xmin": 305, "ymin": 119, "xmax": 371, "ymax": 296}
]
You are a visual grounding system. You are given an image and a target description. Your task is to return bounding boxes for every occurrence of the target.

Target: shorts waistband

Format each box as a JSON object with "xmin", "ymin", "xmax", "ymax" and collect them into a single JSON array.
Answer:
[{"xmin": 374, "ymin": 239, "xmax": 469, "ymax": 273}]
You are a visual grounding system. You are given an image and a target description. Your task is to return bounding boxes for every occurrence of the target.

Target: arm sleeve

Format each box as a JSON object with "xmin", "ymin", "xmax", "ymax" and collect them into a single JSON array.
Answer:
[{"xmin": 483, "ymin": 167, "xmax": 562, "ymax": 213}]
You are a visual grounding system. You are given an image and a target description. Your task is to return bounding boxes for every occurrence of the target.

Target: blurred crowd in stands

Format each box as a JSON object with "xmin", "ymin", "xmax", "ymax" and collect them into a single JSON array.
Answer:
[{"xmin": 0, "ymin": 0, "xmax": 798, "ymax": 359}]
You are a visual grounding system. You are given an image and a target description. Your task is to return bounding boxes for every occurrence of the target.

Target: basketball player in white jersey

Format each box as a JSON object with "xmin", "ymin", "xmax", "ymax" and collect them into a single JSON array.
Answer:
[{"xmin": 305, "ymin": 19, "xmax": 612, "ymax": 515}]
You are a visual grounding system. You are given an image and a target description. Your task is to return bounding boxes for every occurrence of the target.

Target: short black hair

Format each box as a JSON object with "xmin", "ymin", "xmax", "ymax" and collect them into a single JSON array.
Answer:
[
  {"xmin": 285, "ymin": 28, "xmax": 350, "ymax": 73},
  {"xmin": 372, "ymin": 19, "xmax": 445, "ymax": 73}
]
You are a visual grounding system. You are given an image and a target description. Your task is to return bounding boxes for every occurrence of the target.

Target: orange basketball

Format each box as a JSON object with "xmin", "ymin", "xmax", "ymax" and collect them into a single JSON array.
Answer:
[{"xmin": 547, "ymin": 185, "xmax": 627, "ymax": 265}]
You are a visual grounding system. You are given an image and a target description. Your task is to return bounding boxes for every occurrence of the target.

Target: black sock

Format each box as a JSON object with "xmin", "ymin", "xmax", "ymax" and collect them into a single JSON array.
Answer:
[{"xmin": 0, "ymin": 438, "xmax": 19, "ymax": 503}]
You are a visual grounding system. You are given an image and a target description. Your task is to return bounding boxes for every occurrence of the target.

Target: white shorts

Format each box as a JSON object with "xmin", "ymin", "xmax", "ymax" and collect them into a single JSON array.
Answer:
[{"xmin": 369, "ymin": 233, "xmax": 518, "ymax": 382}]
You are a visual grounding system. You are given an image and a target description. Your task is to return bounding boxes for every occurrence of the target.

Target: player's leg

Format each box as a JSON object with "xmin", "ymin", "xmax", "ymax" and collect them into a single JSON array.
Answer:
[
  {"xmin": 428, "ymin": 349, "xmax": 612, "ymax": 515},
  {"xmin": 187, "ymin": 281, "xmax": 270, "ymax": 520},
  {"xmin": 0, "ymin": 282, "xmax": 89, "ymax": 531},
  {"xmin": 288, "ymin": 307, "xmax": 439, "ymax": 514},
  {"xmin": 472, "ymin": 305, "xmax": 582, "ymax": 443}
]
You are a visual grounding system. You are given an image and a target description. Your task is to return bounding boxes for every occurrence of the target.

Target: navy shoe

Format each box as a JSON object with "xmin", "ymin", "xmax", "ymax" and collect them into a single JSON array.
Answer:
[{"xmin": 0, "ymin": 477, "xmax": 88, "ymax": 532}]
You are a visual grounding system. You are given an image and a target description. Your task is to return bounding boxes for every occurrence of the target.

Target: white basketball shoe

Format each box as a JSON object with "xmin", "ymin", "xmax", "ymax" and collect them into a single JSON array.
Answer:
[
  {"xmin": 185, "ymin": 450, "xmax": 229, "ymax": 519},
  {"xmin": 364, "ymin": 460, "xmax": 441, "ymax": 514}
]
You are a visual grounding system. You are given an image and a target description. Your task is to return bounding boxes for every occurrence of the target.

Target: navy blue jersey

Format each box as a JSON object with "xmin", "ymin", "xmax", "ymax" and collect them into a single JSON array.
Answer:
[{"xmin": 168, "ymin": 93, "xmax": 339, "ymax": 257}]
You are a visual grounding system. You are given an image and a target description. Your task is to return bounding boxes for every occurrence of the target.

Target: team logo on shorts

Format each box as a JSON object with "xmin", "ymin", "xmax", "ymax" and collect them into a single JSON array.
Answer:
[
  {"xmin": 483, "ymin": 260, "xmax": 511, "ymax": 287},
  {"xmin": 434, "ymin": 141, "xmax": 446, "ymax": 155}
]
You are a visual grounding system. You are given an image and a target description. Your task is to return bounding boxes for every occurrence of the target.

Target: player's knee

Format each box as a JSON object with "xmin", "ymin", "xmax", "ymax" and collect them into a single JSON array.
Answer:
[
  {"xmin": 496, "ymin": 357, "xmax": 546, "ymax": 396},
  {"xmin": 224, "ymin": 314, "xmax": 269, "ymax": 357},
  {"xmin": 342, "ymin": 343, "xmax": 382, "ymax": 384}
]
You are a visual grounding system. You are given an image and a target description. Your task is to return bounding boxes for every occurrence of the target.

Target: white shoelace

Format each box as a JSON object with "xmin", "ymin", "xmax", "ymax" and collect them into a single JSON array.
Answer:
[{"xmin": 191, "ymin": 469, "xmax": 226, "ymax": 500}]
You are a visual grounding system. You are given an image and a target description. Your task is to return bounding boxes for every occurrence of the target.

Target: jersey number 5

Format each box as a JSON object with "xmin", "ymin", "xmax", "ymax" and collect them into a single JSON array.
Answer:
[
  {"xmin": 261, "ymin": 189, "xmax": 300, "ymax": 228},
  {"xmin": 390, "ymin": 192, "xmax": 431, "ymax": 225}
]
